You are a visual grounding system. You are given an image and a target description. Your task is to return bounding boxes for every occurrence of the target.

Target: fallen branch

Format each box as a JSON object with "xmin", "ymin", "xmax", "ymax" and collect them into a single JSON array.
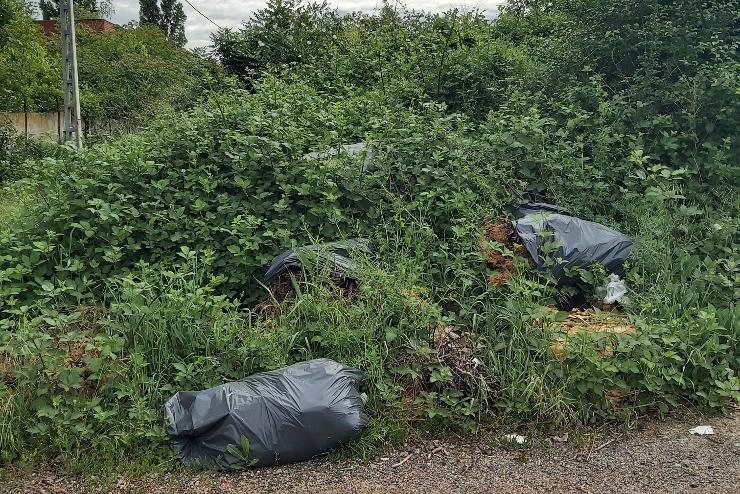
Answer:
[{"xmin": 427, "ymin": 446, "xmax": 444, "ymax": 459}]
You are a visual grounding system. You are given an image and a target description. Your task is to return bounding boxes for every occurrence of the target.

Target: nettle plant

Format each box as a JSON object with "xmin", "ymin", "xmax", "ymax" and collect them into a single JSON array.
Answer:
[{"xmin": 0, "ymin": 304, "xmax": 132, "ymax": 461}]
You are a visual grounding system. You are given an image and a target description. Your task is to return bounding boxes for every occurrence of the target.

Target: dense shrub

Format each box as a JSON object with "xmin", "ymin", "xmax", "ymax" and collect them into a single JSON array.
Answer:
[
  {"xmin": 213, "ymin": 3, "xmax": 530, "ymax": 116},
  {"xmin": 0, "ymin": 123, "xmax": 64, "ymax": 184},
  {"xmin": 496, "ymin": 0, "xmax": 740, "ymax": 207},
  {"xmin": 0, "ymin": 78, "xmax": 520, "ymax": 312}
]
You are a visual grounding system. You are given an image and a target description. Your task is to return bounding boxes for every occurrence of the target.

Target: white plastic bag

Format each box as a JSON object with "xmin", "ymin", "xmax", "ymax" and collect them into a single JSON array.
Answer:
[
  {"xmin": 603, "ymin": 273, "xmax": 629, "ymax": 305},
  {"xmin": 502, "ymin": 434, "xmax": 527, "ymax": 444},
  {"xmin": 689, "ymin": 425, "xmax": 715, "ymax": 435}
]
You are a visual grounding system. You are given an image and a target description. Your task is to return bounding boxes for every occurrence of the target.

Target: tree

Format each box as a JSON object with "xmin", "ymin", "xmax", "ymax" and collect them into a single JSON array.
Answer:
[
  {"xmin": 38, "ymin": 0, "xmax": 113, "ymax": 20},
  {"xmin": 212, "ymin": 0, "xmax": 339, "ymax": 87},
  {"xmin": 74, "ymin": 24, "xmax": 200, "ymax": 127},
  {"xmin": 0, "ymin": 0, "xmax": 57, "ymax": 112},
  {"xmin": 139, "ymin": 0, "xmax": 186, "ymax": 46},
  {"xmin": 139, "ymin": 0, "xmax": 159, "ymax": 25}
]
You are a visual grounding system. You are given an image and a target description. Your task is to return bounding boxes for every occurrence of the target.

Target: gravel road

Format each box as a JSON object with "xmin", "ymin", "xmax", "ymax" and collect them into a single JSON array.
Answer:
[{"xmin": 4, "ymin": 412, "xmax": 739, "ymax": 494}]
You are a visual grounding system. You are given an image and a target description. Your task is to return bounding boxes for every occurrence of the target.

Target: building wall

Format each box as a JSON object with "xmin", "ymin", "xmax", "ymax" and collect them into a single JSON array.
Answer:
[{"xmin": 0, "ymin": 112, "xmax": 63, "ymax": 140}]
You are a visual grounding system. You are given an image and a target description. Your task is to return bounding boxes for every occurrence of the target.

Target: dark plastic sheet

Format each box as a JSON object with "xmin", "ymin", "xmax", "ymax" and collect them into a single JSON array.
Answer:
[
  {"xmin": 513, "ymin": 201, "xmax": 573, "ymax": 218},
  {"xmin": 263, "ymin": 238, "xmax": 374, "ymax": 284}
]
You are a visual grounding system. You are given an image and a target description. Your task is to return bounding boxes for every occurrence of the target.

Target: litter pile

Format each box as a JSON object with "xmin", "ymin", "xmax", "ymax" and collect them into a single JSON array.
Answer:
[
  {"xmin": 431, "ymin": 325, "xmax": 497, "ymax": 397},
  {"xmin": 481, "ymin": 202, "xmax": 634, "ymax": 288},
  {"xmin": 388, "ymin": 323, "xmax": 497, "ymax": 413},
  {"xmin": 163, "ymin": 202, "xmax": 635, "ymax": 469},
  {"xmin": 165, "ymin": 359, "xmax": 368, "ymax": 468}
]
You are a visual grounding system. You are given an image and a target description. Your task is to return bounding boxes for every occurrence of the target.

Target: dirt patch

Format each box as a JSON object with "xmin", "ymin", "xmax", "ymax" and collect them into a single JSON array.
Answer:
[
  {"xmin": 479, "ymin": 221, "xmax": 529, "ymax": 286},
  {"xmin": 4, "ymin": 305, "xmax": 106, "ymax": 394},
  {"xmin": 254, "ymin": 273, "xmax": 297, "ymax": 318},
  {"xmin": 0, "ymin": 357, "xmax": 15, "ymax": 387}
]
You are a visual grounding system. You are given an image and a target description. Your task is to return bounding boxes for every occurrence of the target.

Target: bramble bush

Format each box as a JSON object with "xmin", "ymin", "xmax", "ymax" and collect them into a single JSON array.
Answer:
[
  {"xmin": 0, "ymin": 123, "xmax": 64, "ymax": 185},
  {"xmin": 0, "ymin": 77, "xmax": 519, "ymax": 312}
]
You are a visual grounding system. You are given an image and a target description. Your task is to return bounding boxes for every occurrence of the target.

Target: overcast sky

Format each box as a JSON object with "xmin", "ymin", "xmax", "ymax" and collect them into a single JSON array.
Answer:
[{"xmin": 107, "ymin": 1, "xmax": 506, "ymax": 48}]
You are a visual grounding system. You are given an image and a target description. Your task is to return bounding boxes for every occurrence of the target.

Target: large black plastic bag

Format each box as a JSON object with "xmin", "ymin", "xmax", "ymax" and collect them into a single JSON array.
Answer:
[
  {"xmin": 512, "ymin": 201, "xmax": 572, "ymax": 218},
  {"xmin": 512, "ymin": 208, "xmax": 633, "ymax": 282},
  {"xmin": 164, "ymin": 359, "xmax": 368, "ymax": 468},
  {"xmin": 263, "ymin": 238, "xmax": 374, "ymax": 284}
]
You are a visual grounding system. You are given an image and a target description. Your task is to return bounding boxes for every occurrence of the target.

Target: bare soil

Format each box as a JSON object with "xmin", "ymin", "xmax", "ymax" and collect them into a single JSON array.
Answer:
[{"xmin": 4, "ymin": 411, "xmax": 739, "ymax": 494}]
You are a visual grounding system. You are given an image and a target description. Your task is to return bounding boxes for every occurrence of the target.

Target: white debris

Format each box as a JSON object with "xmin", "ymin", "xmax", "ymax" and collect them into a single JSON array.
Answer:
[
  {"xmin": 502, "ymin": 434, "xmax": 527, "ymax": 444},
  {"xmin": 689, "ymin": 425, "xmax": 715, "ymax": 435},
  {"xmin": 602, "ymin": 273, "xmax": 630, "ymax": 305},
  {"xmin": 551, "ymin": 433, "xmax": 569, "ymax": 443}
]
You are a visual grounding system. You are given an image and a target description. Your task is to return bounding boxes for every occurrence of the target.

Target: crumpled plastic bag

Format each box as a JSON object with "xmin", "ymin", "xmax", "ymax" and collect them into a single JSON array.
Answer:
[
  {"xmin": 164, "ymin": 359, "xmax": 368, "ymax": 468},
  {"xmin": 689, "ymin": 425, "xmax": 715, "ymax": 435},
  {"xmin": 511, "ymin": 203, "xmax": 633, "ymax": 283},
  {"xmin": 502, "ymin": 434, "xmax": 527, "ymax": 444},
  {"xmin": 603, "ymin": 273, "xmax": 630, "ymax": 305},
  {"xmin": 263, "ymin": 238, "xmax": 374, "ymax": 284}
]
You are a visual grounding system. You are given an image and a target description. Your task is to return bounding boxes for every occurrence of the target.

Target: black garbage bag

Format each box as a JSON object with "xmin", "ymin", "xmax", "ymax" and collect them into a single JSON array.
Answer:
[
  {"xmin": 164, "ymin": 359, "xmax": 368, "ymax": 468},
  {"xmin": 263, "ymin": 238, "xmax": 374, "ymax": 284},
  {"xmin": 512, "ymin": 207, "xmax": 633, "ymax": 282},
  {"xmin": 512, "ymin": 201, "xmax": 572, "ymax": 218}
]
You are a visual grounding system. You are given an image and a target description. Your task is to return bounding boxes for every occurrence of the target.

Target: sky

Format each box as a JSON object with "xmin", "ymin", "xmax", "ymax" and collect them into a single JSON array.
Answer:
[{"xmin": 107, "ymin": 1, "xmax": 507, "ymax": 48}]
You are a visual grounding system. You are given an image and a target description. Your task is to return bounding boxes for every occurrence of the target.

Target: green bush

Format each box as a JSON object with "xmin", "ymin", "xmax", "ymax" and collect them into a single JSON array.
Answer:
[
  {"xmin": 213, "ymin": 3, "xmax": 530, "ymax": 116},
  {"xmin": 0, "ymin": 123, "xmax": 64, "ymax": 184},
  {"xmin": 0, "ymin": 78, "xmax": 519, "ymax": 312}
]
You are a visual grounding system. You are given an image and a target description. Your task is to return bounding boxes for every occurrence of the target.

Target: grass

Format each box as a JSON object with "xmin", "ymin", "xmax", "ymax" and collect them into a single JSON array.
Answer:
[
  {"xmin": 1, "ymin": 200, "xmax": 738, "ymax": 473},
  {"xmin": 0, "ymin": 186, "xmax": 26, "ymax": 233}
]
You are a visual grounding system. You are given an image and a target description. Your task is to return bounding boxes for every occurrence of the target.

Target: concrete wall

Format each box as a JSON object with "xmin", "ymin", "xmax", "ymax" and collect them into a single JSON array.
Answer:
[{"xmin": 0, "ymin": 112, "xmax": 62, "ymax": 140}]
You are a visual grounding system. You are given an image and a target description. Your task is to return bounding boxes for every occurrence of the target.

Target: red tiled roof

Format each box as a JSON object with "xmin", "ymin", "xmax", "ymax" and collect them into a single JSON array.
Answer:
[{"xmin": 34, "ymin": 18, "xmax": 117, "ymax": 35}]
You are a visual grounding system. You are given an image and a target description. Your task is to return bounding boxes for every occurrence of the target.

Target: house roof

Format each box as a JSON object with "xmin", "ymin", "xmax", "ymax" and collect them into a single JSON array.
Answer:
[{"xmin": 34, "ymin": 18, "xmax": 117, "ymax": 35}]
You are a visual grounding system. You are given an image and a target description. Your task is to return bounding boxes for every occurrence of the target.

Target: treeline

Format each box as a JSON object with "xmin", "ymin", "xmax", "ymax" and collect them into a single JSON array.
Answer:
[
  {"xmin": 0, "ymin": 0, "xmax": 204, "ymax": 131},
  {"xmin": 211, "ymin": 0, "xmax": 739, "ymax": 209}
]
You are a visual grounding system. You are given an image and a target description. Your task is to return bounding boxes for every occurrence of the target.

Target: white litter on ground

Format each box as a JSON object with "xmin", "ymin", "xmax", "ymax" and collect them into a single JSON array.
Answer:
[
  {"xmin": 602, "ymin": 273, "xmax": 630, "ymax": 305},
  {"xmin": 689, "ymin": 425, "xmax": 715, "ymax": 435},
  {"xmin": 502, "ymin": 434, "xmax": 527, "ymax": 444}
]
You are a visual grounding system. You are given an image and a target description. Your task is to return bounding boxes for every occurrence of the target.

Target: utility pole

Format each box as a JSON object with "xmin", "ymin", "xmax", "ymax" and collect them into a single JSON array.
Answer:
[{"xmin": 59, "ymin": 0, "xmax": 82, "ymax": 148}]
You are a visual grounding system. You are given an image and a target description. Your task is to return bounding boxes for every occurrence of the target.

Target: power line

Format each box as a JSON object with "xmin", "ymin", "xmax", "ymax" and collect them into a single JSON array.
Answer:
[{"xmin": 182, "ymin": 0, "xmax": 223, "ymax": 30}]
